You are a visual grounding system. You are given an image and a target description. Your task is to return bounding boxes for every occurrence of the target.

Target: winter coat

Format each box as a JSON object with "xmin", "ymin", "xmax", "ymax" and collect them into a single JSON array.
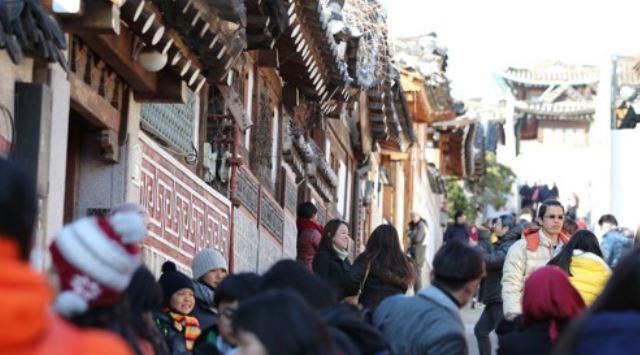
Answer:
[
  {"xmin": 313, "ymin": 248, "xmax": 352, "ymax": 300},
  {"xmin": 568, "ymin": 250, "xmax": 611, "ymax": 306},
  {"xmin": 154, "ymin": 311, "xmax": 192, "ymax": 355},
  {"xmin": 477, "ymin": 227, "xmax": 521, "ymax": 305},
  {"xmin": 501, "ymin": 227, "xmax": 569, "ymax": 315},
  {"xmin": 408, "ymin": 219, "xmax": 427, "ymax": 247},
  {"xmin": 344, "ymin": 256, "xmax": 410, "ymax": 313},
  {"xmin": 443, "ymin": 222, "xmax": 470, "ymax": 244},
  {"xmin": 192, "ymin": 281, "xmax": 217, "ymax": 330},
  {"xmin": 373, "ymin": 285, "xmax": 467, "ymax": 355},
  {"xmin": 0, "ymin": 245, "xmax": 132, "ymax": 355},
  {"xmin": 296, "ymin": 219, "xmax": 323, "ymax": 269},
  {"xmin": 575, "ymin": 312, "xmax": 640, "ymax": 355},
  {"xmin": 600, "ymin": 229, "xmax": 633, "ymax": 267},
  {"xmin": 498, "ymin": 320, "xmax": 558, "ymax": 355}
]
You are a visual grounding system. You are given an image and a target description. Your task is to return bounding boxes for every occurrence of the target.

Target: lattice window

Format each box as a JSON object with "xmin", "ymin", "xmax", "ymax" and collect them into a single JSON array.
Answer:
[
  {"xmin": 250, "ymin": 76, "xmax": 275, "ymax": 192},
  {"xmin": 141, "ymin": 90, "xmax": 197, "ymax": 154}
]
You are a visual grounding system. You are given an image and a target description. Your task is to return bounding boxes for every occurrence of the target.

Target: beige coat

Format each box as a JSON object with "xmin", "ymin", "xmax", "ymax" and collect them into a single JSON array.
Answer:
[{"xmin": 501, "ymin": 230, "xmax": 563, "ymax": 315}]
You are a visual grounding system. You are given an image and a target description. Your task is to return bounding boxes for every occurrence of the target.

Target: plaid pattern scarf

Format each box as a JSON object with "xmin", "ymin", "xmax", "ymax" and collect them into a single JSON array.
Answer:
[{"xmin": 168, "ymin": 311, "xmax": 201, "ymax": 351}]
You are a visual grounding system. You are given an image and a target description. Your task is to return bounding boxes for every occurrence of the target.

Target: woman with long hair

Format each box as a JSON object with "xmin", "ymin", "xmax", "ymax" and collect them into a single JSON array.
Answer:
[
  {"xmin": 548, "ymin": 230, "xmax": 611, "ymax": 306},
  {"xmin": 344, "ymin": 224, "xmax": 416, "ymax": 312},
  {"xmin": 232, "ymin": 290, "xmax": 335, "ymax": 355},
  {"xmin": 553, "ymin": 247, "xmax": 640, "ymax": 354},
  {"xmin": 312, "ymin": 219, "xmax": 352, "ymax": 300}
]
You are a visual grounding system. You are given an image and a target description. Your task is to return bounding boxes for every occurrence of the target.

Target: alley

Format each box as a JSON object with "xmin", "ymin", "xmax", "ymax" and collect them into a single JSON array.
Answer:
[{"xmin": 462, "ymin": 304, "xmax": 498, "ymax": 355}]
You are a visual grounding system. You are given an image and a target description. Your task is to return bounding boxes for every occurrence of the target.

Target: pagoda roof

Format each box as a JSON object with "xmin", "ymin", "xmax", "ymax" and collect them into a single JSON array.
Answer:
[
  {"xmin": 498, "ymin": 61, "xmax": 600, "ymax": 87},
  {"xmin": 617, "ymin": 56, "xmax": 640, "ymax": 87},
  {"xmin": 513, "ymin": 101, "xmax": 595, "ymax": 121}
]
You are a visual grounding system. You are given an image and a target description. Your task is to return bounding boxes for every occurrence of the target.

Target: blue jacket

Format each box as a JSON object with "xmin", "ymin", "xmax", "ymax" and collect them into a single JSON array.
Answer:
[
  {"xmin": 600, "ymin": 229, "xmax": 632, "ymax": 267},
  {"xmin": 373, "ymin": 285, "xmax": 467, "ymax": 355},
  {"xmin": 575, "ymin": 312, "xmax": 640, "ymax": 355}
]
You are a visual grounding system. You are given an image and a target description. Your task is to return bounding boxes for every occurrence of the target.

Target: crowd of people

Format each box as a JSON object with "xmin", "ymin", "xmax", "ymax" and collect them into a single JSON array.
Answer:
[{"xmin": 3, "ymin": 155, "xmax": 640, "ymax": 355}]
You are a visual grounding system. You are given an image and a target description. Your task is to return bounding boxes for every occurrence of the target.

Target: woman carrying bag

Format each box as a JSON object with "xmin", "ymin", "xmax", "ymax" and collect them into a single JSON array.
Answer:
[{"xmin": 344, "ymin": 224, "xmax": 416, "ymax": 313}]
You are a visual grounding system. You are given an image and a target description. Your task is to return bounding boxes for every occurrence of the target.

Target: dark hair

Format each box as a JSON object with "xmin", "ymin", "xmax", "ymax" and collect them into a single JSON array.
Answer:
[
  {"xmin": 0, "ymin": 158, "xmax": 37, "ymax": 260},
  {"xmin": 499, "ymin": 214, "xmax": 516, "ymax": 230},
  {"xmin": 553, "ymin": 247, "xmax": 640, "ymax": 354},
  {"xmin": 548, "ymin": 230, "xmax": 603, "ymax": 276},
  {"xmin": 125, "ymin": 266, "xmax": 169, "ymax": 355},
  {"xmin": 454, "ymin": 211, "xmax": 465, "ymax": 220},
  {"xmin": 213, "ymin": 273, "xmax": 261, "ymax": 308},
  {"xmin": 597, "ymin": 214, "xmax": 618, "ymax": 227},
  {"xmin": 433, "ymin": 240, "xmax": 485, "ymax": 291},
  {"xmin": 537, "ymin": 200, "xmax": 565, "ymax": 220},
  {"xmin": 563, "ymin": 218, "xmax": 579, "ymax": 236},
  {"xmin": 297, "ymin": 202, "xmax": 318, "ymax": 219},
  {"xmin": 70, "ymin": 297, "xmax": 144, "ymax": 355},
  {"xmin": 318, "ymin": 219, "xmax": 349, "ymax": 252},
  {"xmin": 232, "ymin": 290, "xmax": 334, "ymax": 355},
  {"xmin": 260, "ymin": 259, "xmax": 336, "ymax": 310},
  {"xmin": 358, "ymin": 224, "xmax": 416, "ymax": 288}
]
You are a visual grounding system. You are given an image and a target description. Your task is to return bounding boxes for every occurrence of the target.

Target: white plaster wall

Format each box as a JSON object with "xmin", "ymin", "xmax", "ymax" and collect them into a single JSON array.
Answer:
[
  {"xmin": 0, "ymin": 52, "xmax": 33, "ymax": 116},
  {"xmin": 610, "ymin": 130, "xmax": 640, "ymax": 230}
]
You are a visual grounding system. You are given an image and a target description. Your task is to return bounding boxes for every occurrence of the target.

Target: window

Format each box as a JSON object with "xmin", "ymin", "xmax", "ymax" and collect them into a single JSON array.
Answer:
[
  {"xmin": 271, "ymin": 105, "xmax": 280, "ymax": 184},
  {"xmin": 244, "ymin": 68, "xmax": 254, "ymax": 149},
  {"xmin": 337, "ymin": 160, "xmax": 347, "ymax": 218}
]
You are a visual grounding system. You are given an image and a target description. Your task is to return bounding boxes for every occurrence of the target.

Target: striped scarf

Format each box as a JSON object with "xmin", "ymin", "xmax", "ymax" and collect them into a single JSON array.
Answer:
[{"xmin": 168, "ymin": 311, "xmax": 201, "ymax": 351}]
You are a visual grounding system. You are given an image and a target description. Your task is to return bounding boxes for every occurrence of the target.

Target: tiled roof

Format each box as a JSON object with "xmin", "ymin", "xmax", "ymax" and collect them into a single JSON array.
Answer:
[
  {"xmin": 499, "ymin": 61, "xmax": 600, "ymax": 86},
  {"xmin": 513, "ymin": 101, "xmax": 595, "ymax": 121}
]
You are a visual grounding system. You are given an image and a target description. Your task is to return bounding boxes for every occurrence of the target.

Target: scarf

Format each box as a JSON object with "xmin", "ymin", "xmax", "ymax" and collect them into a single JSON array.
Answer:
[
  {"xmin": 332, "ymin": 245, "xmax": 350, "ymax": 261},
  {"xmin": 522, "ymin": 266, "xmax": 585, "ymax": 342},
  {"xmin": 193, "ymin": 280, "xmax": 215, "ymax": 307},
  {"xmin": 296, "ymin": 218, "xmax": 324, "ymax": 236},
  {"xmin": 167, "ymin": 311, "xmax": 201, "ymax": 351}
]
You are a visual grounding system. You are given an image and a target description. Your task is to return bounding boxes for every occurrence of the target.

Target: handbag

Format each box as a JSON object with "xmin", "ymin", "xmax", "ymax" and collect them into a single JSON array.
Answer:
[{"xmin": 343, "ymin": 261, "xmax": 372, "ymax": 306}]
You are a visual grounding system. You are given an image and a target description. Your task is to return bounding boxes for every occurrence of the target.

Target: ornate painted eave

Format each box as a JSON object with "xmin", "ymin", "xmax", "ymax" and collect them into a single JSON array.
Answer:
[
  {"xmin": 514, "ymin": 101, "xmax": 595, "ymax": 122},
  {"xmin": 392, "ymin": 81, "xmax": 417, "ymax": 144},
  {"xmin": 0, "ymin": 0, "xmax": 67, "ymax": 68},
  {"xmin": 276, "ymin": 0, "xmax": 352, "ymax": 113},
  {"xmin": 245, "ymin": 0, "xmax": 288, "ymax": 50},
  {"xmin": 499, "ymin": 62, "xmax": 600, "ymax": 87},
  {"xmin": 367, "ymin": 88, "xmax": 388, "ymax": 141}
]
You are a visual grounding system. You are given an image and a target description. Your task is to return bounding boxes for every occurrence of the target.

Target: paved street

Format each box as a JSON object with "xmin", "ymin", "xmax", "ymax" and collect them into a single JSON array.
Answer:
[{"xmin": 462, "ymin": 304, "xmax": 498, "ymax": 355}]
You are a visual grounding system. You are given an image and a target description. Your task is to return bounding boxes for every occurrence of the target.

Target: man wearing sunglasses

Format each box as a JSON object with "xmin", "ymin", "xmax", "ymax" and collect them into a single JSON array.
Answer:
[{"xmin": 501, "ymin": 200, "xmax": 570, "ymax": 321}]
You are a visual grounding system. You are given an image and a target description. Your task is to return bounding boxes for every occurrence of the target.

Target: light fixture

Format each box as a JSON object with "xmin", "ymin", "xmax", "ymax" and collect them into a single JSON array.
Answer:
[{"xmin": 136, "ymin": 42, "xmax": 168, "ymax": 72}]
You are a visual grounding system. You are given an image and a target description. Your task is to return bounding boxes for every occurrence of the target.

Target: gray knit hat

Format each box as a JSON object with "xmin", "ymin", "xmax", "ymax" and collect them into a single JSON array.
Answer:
[{"xmin": 192, "ymin": 248, "xmax": 228, "ymax": 280}]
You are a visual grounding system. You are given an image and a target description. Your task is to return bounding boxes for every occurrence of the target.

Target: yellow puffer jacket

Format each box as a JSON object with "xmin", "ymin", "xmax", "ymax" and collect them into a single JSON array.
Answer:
[{"xmin": 569, "ymin": 250, "xmax": 612, "ymax": 306}]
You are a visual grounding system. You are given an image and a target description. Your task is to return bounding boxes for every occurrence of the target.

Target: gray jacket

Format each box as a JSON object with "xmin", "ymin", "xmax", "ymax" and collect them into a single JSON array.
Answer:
[{"xmin": 373, "ymin": 285, "xmax": 467, "ymax": 355}]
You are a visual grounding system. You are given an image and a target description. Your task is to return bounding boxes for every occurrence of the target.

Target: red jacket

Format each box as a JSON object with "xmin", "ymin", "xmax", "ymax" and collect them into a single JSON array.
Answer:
[
  {"xmin": 0, "ymin": 239, "xmax": 132, "ymax": 355},
  {"xmin": 296, "ymin": 219, "xmax": 324, "ymax": 269}
]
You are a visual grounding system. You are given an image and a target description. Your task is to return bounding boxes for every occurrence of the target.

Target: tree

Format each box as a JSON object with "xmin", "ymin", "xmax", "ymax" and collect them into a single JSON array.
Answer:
[
  {"xmin": 471, "ymin": 152, "xmax": 516, "ymax": 211},
  {"xmin": 445, "ymin": 152, "xmax": 516, "ymax": 223}
]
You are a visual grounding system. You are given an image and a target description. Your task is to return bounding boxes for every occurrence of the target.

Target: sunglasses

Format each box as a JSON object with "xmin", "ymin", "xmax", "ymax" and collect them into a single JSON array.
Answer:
[{"xmin": 544, "ymin": 214, "xmax": 564, "ymax": 221}]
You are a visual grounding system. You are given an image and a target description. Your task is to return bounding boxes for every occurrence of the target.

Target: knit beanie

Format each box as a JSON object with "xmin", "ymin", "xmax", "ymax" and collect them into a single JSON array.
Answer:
[
  {"xmin": 50, "ymin": 212, "xmax": 147, "ymax": 317},
  {"xmin": 158, "ymin": 261, "xmax": 195, "ymax": 307},
  {"xmin": 192, "ymin": 248, "xmax": 228, "ymax": 280}
]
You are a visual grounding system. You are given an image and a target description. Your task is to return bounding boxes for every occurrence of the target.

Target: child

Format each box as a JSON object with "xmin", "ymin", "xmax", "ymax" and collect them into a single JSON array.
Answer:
[{"xmin": 156, "ymin": 262, "xmax": 201, "ymax": 354}]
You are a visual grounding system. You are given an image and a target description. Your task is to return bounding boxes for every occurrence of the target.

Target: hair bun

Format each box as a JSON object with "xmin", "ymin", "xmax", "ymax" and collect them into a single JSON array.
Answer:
[{"xmin": 161, "ymin": 261, "xmax": 177, "ymax": 274}]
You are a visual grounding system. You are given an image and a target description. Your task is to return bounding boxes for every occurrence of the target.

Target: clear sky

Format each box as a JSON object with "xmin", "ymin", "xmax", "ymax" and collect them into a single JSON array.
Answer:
[{"xmin": 381, "ymin": 0, "xmax": 640, "ymax": 99}]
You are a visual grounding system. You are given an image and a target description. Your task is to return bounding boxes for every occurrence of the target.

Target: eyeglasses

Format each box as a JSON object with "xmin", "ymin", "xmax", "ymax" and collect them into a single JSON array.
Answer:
[{"xmin": 544, "ymin": 214, "xmax": 564, "ymax": 221}]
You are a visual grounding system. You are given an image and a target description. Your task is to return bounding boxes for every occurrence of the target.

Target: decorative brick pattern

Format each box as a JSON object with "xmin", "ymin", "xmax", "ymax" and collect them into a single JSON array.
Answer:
[
  {"xmin": 283, "ymin": 215, "xmax": 297, "ymax": 259},
  {"xmin": 258, "ymin": 231, "xmax": 283, "ymax": 274},
  {"xmin": 233, "ymin": 208, "xmax": 259, "ymax": 272},
  {"xmin": 260, "ymin": 193, "xmax": 284, "ymax": 243},
  {"xmin": 138, "ymin": 134, "xmax": 231, "ymax": 270},
  {"xmin": 236, "ymin": 167, "xmax": 259, "ymax": 217}
]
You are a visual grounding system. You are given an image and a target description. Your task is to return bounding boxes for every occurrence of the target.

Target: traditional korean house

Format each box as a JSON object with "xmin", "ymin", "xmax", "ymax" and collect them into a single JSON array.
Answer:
[{"xmin": 495, "ymin": 61, "xmax": 600, "ymax": 221}]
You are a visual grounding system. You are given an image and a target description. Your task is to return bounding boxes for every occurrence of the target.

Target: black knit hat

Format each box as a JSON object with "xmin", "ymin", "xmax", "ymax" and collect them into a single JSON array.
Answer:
[{"xmin": 158, "ymin": 261, "xmax": 194, "ymax": 307}]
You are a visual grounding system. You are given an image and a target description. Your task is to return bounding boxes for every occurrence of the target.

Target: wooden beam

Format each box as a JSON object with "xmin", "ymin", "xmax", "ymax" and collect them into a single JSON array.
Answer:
[
  {"xmin": 134, "ymin": 69, "xmax": 188, "ymax": 103},
  {"xmin": 79, "ymin": 31, "xmax": 157, "ymax": 95},
  {"xmin": 69, "ymin": 73, "xmax": 121, "ymax": 132}
]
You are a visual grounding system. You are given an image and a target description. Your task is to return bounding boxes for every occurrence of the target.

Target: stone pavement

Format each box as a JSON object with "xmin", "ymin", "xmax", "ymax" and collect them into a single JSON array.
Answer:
[{"xmin": 461, "ymin": 303, "xmax": 498, "ymax": 355}]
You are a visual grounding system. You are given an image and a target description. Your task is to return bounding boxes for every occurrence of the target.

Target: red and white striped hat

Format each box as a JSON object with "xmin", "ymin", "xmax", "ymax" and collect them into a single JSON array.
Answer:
[{"xmin": 50, "ymin": 212, "xmax": 147, "ymax": 317}]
